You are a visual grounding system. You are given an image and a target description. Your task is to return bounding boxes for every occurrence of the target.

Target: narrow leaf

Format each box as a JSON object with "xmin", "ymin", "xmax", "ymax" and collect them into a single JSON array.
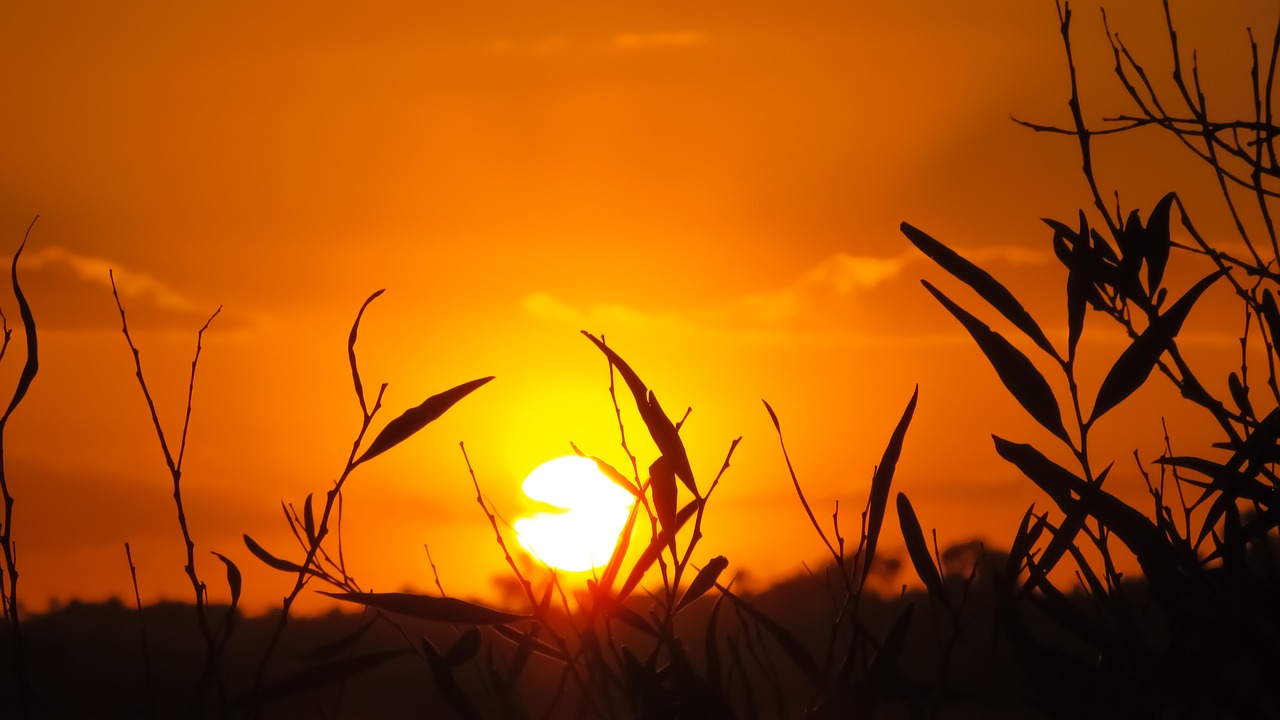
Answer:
[
  {"xmin": 896, "ymin": 493, "xmax": 949, "ymax": 609},
  {"xmin": 717, "ymin": 584, "xmax": 821, "ymax": 682},
  {"xmin": 296, "ymin": 617, "xmax": 379, "ymax": 661},
  {"xmin": 902, "ymin": 222, "xmax": 1058, "ymax": 359},
  {"xmin": 1091, "ymin": 270, "xmax": 1224, "ymax": 422},
  {"xmin": 650, "ymin": 455, "xmax": 678, "ymax": 558},
  {"xmin": 319, "ymin": 591, "xmax": 527, "ymax": 625},
  {"xmin": 210, "ymin": 551, "xmax": 242, "ymax": 614},
  {"xmin": 3, "ymin": 227, "xmax": 38, "ymax": 425},
  {"xmin": 347, "ymin": 289, "xmax": 385, "ymax": 415},
  {"xmin": 1143, "ymin": 192, "xmax": 1176, "ymax": 297},
  {"xmin": 444, "ymin": 627, "xmax": 483, "ymax": 666},
  {"xmin": 618, "ymin": 500, "xmax": 698, "ymax": 601},
  {"xmin": 866, "ymin": 604, "xmax": 915, "ymax": 682},
  {"xmin": 581, "ymin": 332, "xmax": 696, "ymax": 495},
  {"xmin": 676, "ymin": 555, "xmax": 728, "ymax": 613},
  {"xmin": 862, "ymin": 386, "xmax": 919, "ymax": 589},
  {"xmin": 243, "ymin": 534, "xmax": 308, "ymax": 574},
  {"xmin": 355, "ymin": 376, "xmax": 495, "ymax": 465},
  {"xmin": 243, "ymin": 650, "xmax": 406, "ymax": 707},
  {"xmin": 923, "ymin": 281, "xmax": 1069, "ymax": 442},
  {"xmin": 302, "ymin": 493, "xmax": 316, "ymax": 544}
]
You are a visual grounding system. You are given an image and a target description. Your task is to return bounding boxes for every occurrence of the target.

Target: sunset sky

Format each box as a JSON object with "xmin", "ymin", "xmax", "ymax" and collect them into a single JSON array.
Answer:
[{"xmin": 0, "ymin": 0, "xmax": 1273, "ymax": 615}]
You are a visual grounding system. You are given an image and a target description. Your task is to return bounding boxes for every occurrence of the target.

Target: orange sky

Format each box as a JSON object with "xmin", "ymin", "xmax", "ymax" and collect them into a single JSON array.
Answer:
[{"xmin": 0, "ymin": 0, "xmax": 1274, "ymax": 615}]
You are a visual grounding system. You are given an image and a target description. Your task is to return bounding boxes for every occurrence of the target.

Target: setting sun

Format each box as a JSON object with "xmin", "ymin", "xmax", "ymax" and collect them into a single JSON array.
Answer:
[{"xmin": 514, "ymin": 456, "xmax": 636, "ymax": 572}]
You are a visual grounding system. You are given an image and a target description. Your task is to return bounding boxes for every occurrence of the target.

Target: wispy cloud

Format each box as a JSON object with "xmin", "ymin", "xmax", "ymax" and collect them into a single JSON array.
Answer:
[
  {"xmin": 523, "ymin": 245, "xmax": 1055, "ymax": 342},
  {"xmin": 611, "ymin": 31, "xmax": 710, "ymax": 50},
  {"xmin": 26, "ymin": 246, "xmax": 205, "ymax": 315}
]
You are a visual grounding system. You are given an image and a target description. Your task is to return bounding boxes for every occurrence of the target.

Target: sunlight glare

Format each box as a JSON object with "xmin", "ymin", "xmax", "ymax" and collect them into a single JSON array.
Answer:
[{"xmin": 514, "ymin": 456, "xmax": 635, "ymax": 572}]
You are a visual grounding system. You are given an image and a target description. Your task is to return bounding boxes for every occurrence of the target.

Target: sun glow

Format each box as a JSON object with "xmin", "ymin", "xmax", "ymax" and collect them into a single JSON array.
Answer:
[{"xmin": 514, "ymin": 456, "xmax": 636, "ymax": 572}]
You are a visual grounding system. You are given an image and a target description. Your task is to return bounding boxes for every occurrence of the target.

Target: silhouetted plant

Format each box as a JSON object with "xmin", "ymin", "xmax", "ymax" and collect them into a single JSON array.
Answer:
[
  {"xmin": 111, "ymin": 271, "xmax": 233, "ymax": 714},
  {"xmin": 0, "ymin": 218, "xmax": 39, "ymax": 714},
  {"xmin": 894, "ymin": 1, "xmax": 1280, "ymax": 717}
]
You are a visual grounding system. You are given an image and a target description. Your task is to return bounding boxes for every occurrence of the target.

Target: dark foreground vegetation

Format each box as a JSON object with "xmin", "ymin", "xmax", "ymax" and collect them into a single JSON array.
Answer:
[{"xmin": 3, "ymin": 1, "xmax": 1280, "ymax": 717}]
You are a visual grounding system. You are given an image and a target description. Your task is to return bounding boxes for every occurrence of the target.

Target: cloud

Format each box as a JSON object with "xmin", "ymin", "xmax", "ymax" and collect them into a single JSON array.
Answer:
[
  {"xmin": 18, "ymin": 246, "xmax": 234, "ymax": 332},
  {"xmin": 612, "ymin": 31, "xmax": 710, "ymax": 50},
  {"xmin": 523, "ymin": 244, "xmax": 1055, "ymax": 340}
]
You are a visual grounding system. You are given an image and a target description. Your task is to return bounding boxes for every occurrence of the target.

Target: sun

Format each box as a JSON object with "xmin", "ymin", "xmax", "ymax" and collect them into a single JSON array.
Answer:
[{"xmin": 514, "ymin": 456, "xmax": 636, "ymax": 572}]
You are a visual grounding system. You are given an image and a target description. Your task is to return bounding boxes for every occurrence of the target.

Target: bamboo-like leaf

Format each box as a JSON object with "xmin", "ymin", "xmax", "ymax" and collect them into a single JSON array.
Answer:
[
  {"xmin": 210, "ymin": 551, "xmax": 242, "ymax": 614},
  {"xmin": 994, "ymin": 437, "xmax": 1179, "ymax": 584},
  {"xmin": 581, "ymin": 332, "xmax": 696, "ymax": 495},
  {"xmin": 902, "ymin": 222, "xmax": 1059, "ymax": 360},
  {"xmin": 862, "ymin": 387, "xmax": 919, "ymax": 589},
  {"xmin": 1091, "ymin": 270, "xmax": 1224, "ymax": 422},
  {"xmin": 650, "ymin": 455, "xmax": 678, "ymax": 558},
  {"xmin": 1143, "ymin": 193, "xmax": 1176, "ymax": 297},
  {"xmin": 676, "ymin": 555, "xmax": 728, "ymax": 613},
  {"xmin": 717, "ymin": 584, "xmax": 821, "ymax": 683},
  {"xmin": 595, "ymin": 591, "xmax": 658, "ymax": 637},
  {"xmin": 2, "ymin": 227, "xmax": 38, "ymax": 425},
  {"xmin": 589, "ymin": 454, "xmax": 642, "ymax": 497},
  {"xmin": 1228, "ymin": 372, "xmax": 1253, "ymax": 419},
  {"xmin": 923, "ymin": 281, "xmax": 1069, "ymax": 442},
  {"xmin": 347, "ymin": 289, "xmax": 385, "ymax": 415},
  {"xmin": 1065, "ymin": 213, "xmax": 1091, "ymax": 358},
  {"xmin": 896, "ymin": 493, "xmax": 949, "ymax": 609},
  {"xmin": 302, "ymin": 493, "xmax": 315, "ymax": 544},
  {"xmin": 866, "ymin": 604, "xmax": 914, "ymax": 682},
  {"xmin": 618, "ymin": 500, "xmax": 699, "ymax": 601},
  {"xmin": 320, "ymin": 591, "xmax": 527, "ymax": 625},
  {"xmin": 242, "ymin": 650, "xmax": 406, "ymax": 707},
  {"xmin": 444, "ymin": 627, "xmax": 482, "ymax": 666},
  {"xmin": 355, "ymin": 376, "xmax": 495, "ymax": 465},
  {"xmin": 1156, "ymin": 455, "xmax": 1273, "ymax": 505},
  {"xmin": 1262, "ymin": 290, "xmax": 1280, "ymax": 347},
  {"xmin": 1004, "ymin": 505, "xmax": 1043, "ymax": 583},
  {"xmin": 243, "ymin": 534, "xmax": 308, "ymax": 574},
  {"xmin": 491, "ymin": 624, "xmax": 569, "ymax": 662},
  {"xmin": 704, "ymin": 593, "xmax": 725, "ymax": 684},
  {"xmin": 297, "ymin": 617, "xmax": 378, "ymax": 661}
]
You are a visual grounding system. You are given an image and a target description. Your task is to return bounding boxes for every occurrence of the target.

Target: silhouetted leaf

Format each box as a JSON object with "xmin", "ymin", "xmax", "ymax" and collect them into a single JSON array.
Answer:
[
  {"xmin": 297, "ymin": 617, "xmax": 378, "ymax": 661},
  {"xmin": 2, "ymin": 227, "xmax": 38, "ymax": 426},
  {"xmin": 354, "ymin": 376, "xmax": 495, "ymax": 465},
  {"xmin": 902, "ymin": 222, "xmax": 1059, "ymax": 359},
  {"xmin": 1156, "ymin": 455, "xmax": 1274, "ymax": 506},
  {"xmin": 243, "ymin": 534, "xmax": 308, "ymax": 574},
  {"xmin": 866, "ymin": 604, "xmax": 914, "ymax": 683},
  {"xmin": 491, "ymin": 624, "xmax": 569, "ymax": 662},
  {"xmin": 320, "ymin": 591, "xmax": 527, "ymax": 625},
  {"xmin": 1228, "ymin": 372, "xmax": 1253, "ymax": 419},
  {"xmin": 704, "ymin": 593, "xmax": 725, "ymax": 683},
  {"xmin": 589, "ymin": 454, "xmax": 642, "ymax": 497},
  {"xmin": 1144, "ymin": 193, "xmax": 1175, "ymax": 297},
  {"xmin": 444, "ymin": 627, "xmax": 482, "ymax": 666},
  {"xmin": 717, "ymin": 584, "xmax": 821, "ymax": 683},
  {"xmin": 346, "ymin": 289, "xmax": 385, "ymax": 415},
  {"xmin": 650, "ymin": 455, "xmax": 678, "ymax": 558},
  {"xmin": 1004, "ymin": 505, "xmax": 1044, "ymax": 584},
  {"xmin": 1262, "ymin": 290, "xmax": 1280, "ymax": 348},
  {"xmin": 581, "ymin": 332, "xmax": 696, "ymax": 495},
  {"xmin": 599, "ymin": 500, "xmax": 641, "ymax": 596},
  {"xmin": 302, "ymin": 493, "xmax": 315, "ymax": 544},
  {"xmin": 618, "ymin": 499, "xmax": 698, "ymax": 601},
  {"xmin": 994, "ymin": 437, "xmax": 1180, "ymax": 587},
  {"xmin": 421, "ymin": 637, "xmax": 482, "ymax": 719},
  {"xmin": 923, "ymin": 281, "xmax": 1069, "ymax": 442},
  {"xmin": 677, "ymin": 555, "xmax": 728, "ymax": 612},
  {"xmin": 595, "ymin": 590, "xmax": 658, "ymax": 637},
  {"xmin": 210, "ymin": 551, "xmax": 242, "ymax": 614},
  {"xmin": 861, "ymin": 387, "xmax": 918, "ymax": 589},
  {"xmin": 1091, "ymin": 270, "xmax": 1224, "ymax": 422},
  {"xmin": 896, "ymin": 493, "xmax": 949, "ymax": 609},
  {"xmin": 244, "ymin": 650, "xmax": 406, "ymax": 707}
]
